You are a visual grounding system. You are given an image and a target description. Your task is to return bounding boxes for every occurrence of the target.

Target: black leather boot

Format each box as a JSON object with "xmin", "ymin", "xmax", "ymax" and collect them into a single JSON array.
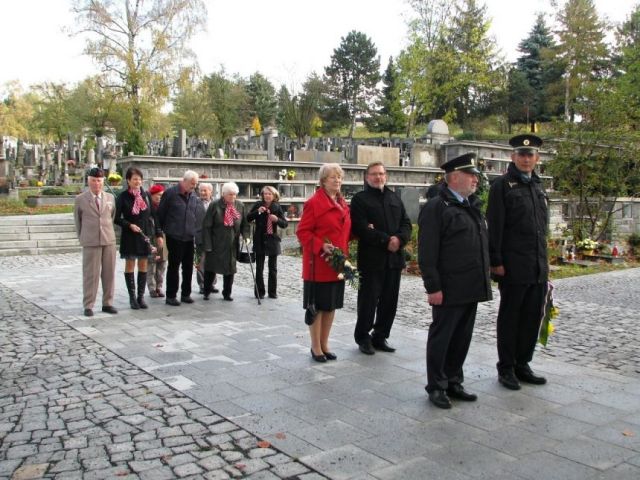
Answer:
[
  {"xmin": 125, "ymin": 272, "xmax": 140, "ymax": 309},
  {"xmin": 137, "ymin": 271, "xmax": 148, "ymax": 309}
]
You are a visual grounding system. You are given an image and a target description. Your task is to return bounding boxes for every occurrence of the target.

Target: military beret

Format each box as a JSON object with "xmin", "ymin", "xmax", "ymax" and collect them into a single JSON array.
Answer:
[
  {"xmin": 509, "ymin": 134, "xmax": 542, "ymax": 152},
  {"xmin": 87, "ymin": 167, "xmax": 104, "ymax": 178},
  {"xmin": 441, "ymin": 153, "xmax": 480, "ymax": 174}
]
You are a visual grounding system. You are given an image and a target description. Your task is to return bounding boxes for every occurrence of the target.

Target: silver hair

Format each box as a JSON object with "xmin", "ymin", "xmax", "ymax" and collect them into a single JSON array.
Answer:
[
  {"xmin": 318, "ymin": 163, "xmax": 344, "ymax": 186},
  {"xmin": 199, "ymin": 182, "xmax": 213, "ymax": 193},
  {"xmin": 183, "ymin": 170, "xmax": 199, "ymax": 182},
  {"xmin": 221, "ymin": 182, "xmax": 239, "ymax": 195}
]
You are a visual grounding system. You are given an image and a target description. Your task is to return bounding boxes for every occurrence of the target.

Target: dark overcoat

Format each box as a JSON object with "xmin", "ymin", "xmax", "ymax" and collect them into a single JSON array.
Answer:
[
  {"xmin": 246, "ymin": 200, "xmax": 288, "ymax": 256},
  {"xmin": 418, "ymin": 187, "xmax": 492, "ymax": 306},
  {"xmin": 486, "ymin": 162, "xmax": 549, "ymax": 285},
  {"xmin": 202, "ymin": 199, "xmax": 250, "ymax": 275},
  {"xmin": 350, "ymin": 184, "xmax": 412, "ymax": 271}
]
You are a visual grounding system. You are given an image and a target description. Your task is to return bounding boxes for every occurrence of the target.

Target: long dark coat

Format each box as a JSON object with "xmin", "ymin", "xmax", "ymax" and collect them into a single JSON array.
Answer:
[
  {"xmin": 114, "ymin": 189, "xmax": 154, "ymax": 257},
  {"xmin": 202, "ymin": 198, "xmax": 250, "ymax": 275},
  {"xmin": 418, "ymin": 187, "xmax": 492, "ymax": 306},
  {"xmin": 246, "ymin": 200, "xmax": 288, "ymax": 256},
  {"xmin": 486, "ymin": 162, "xmax": 549, "ymax": 285}
]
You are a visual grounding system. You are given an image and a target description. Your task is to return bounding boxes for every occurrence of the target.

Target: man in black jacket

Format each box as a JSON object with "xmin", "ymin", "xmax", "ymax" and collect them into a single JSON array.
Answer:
[
  {"xmin": 157, "ymin": 170, "xmax": 202, "ymax": 306},
  {"xmin": 351, "ymin": 162, "xmax": 412, "ymax": 355},
  {"xmin": 487, "ymin": 134, "xmax": 549, "ymax": 390},
  {"xmin": 418, "ymin": 153, "xmax": 492, "ymax": 409}
]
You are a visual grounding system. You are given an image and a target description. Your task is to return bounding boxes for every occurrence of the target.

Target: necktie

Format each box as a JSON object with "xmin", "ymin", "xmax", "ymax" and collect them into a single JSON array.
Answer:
[{"xmin": 95, "ymin": 195, "xmax": 100, "ymax": 211}]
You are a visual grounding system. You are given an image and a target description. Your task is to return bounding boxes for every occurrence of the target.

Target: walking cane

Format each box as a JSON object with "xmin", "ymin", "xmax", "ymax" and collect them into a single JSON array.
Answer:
[{"xmin": 241, "ymin": 235, "xmax": 261, "ymax": 305}]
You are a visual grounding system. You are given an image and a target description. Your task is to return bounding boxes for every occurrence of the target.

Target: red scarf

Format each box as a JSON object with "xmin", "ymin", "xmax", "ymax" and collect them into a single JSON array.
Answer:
[
  {"xmin": 264, "ymin": 205, "xmax": 274, "ymax": 234},
  {"xmin": 224, "ymin": 202, "xmax": 241, "ymax": 226},
  {"xmin": 129, "ymin": 188, "xmax": 147, "ymax": 215}
]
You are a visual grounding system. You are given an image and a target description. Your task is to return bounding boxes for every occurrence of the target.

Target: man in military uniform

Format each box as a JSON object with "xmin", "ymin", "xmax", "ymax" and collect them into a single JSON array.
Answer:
[
  {"xmin": 418, "ymin": 153, "xmax": 492, "ymax": 409},
  {"xmin": 487, "ymin": 134, "xmax": 548, "ymax": 390}
]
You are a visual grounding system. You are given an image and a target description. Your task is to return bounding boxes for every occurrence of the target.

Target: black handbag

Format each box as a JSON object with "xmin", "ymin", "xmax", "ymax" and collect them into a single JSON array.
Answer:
[{"xmin": 237, "ymin": 243, "xmax": 256, "ymax": 264}]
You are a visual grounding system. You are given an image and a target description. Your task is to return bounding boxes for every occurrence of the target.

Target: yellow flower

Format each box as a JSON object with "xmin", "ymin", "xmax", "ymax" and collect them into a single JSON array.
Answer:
[{"xmin": 548, "ymin": 322, "xmax": 555, "ymax": 334}]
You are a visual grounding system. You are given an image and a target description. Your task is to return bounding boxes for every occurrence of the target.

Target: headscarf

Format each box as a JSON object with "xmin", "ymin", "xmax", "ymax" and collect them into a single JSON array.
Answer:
[{"xmin": 129, "ymin": 188, "xmax": 148, "ymax": 215}]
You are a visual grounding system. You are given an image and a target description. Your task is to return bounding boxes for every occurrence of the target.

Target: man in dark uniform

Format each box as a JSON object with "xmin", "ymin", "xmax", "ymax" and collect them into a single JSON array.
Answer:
[
  {"xmin": 351, "ymin": 161, "xmax": 412, "ymax": 355},
  {"xmin": 418, "ymin": 153, "xmax": 492, "ymax": 409},
  {"xmin": 487, "ymin": 134, "xmax": 548, "ymax": 390}
]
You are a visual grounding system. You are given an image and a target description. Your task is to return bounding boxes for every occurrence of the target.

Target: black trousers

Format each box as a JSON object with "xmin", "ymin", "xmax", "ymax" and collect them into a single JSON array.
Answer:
[
  {"xmin": 496, "ymin": 282, "xmax": 547, "ymax": 373},
  {"xmin": 165, "ymin": 236, "xmax": 194, "ymax": 299},
  {"xmin": 222, "ymin": 274, "xmax": 234, "ymax": 298},
  {"xmin": 426, "ymin": 302, "xmax": 477, "ymax": 392},
  {"xmin": 354, "ymin": 268, "xmax": 401, "ymax": 344},
  {"xmin": 255, "ymin": 253, "xmax": 278, "ymax": 297}
]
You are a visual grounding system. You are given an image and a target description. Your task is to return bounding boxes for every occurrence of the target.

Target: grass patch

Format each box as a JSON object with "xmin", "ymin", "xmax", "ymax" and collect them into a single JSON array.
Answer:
[
  {"xmin": 549, "ymin": 260, "xmax": 638, "ymax": 280},
  {"xmin": 0, "ymin": 199, "xmax": 74, "ymax": 216}
]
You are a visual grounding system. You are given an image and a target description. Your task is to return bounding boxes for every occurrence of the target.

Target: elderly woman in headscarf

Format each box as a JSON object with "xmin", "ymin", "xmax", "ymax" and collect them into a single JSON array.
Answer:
[
  {"xmin": 114, "ymin": 166, "xmax": 158, "ymax": 309},
  {"xmin": 202, "ymin": 182, "xmax": 250, "ymax": 301}
]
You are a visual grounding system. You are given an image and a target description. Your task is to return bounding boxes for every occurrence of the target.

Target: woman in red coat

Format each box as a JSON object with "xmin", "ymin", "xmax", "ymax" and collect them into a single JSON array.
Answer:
[{"xmin": 296, "ymin": 163, "xmax": 351, "ymax": 363}]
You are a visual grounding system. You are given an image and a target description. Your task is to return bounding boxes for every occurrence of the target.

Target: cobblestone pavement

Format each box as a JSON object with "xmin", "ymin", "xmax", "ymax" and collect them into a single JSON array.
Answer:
[{"xmin": 0, "ymin": 284, "xmax": 322, "ymax": 479}]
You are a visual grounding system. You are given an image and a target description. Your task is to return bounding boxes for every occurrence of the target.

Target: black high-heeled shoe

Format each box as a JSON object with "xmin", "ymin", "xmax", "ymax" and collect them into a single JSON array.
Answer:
[
  {"xmin": 310, "ymin": 349, "xmax": 327, "ymax": 363},
  {"xmin": 323, "ymin": 351, "xmax": 337, "ymax": 361}
]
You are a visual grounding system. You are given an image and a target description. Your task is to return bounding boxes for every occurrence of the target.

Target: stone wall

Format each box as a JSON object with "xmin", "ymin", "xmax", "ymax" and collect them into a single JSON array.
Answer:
[{"xmin": 356, "ymin": 146, "xmax": 400, "ymax": 166}]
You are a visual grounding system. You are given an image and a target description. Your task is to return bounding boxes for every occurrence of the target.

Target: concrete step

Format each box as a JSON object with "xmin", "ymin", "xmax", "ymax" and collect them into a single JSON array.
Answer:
[
  {"xmin": 0, "ymin": 246, "xmax": 81, "ymax": 257},
  {"xmin": 35, "ymin": 239, "xmax": 80, "ymax": 248},
  {"xmin": 28, "ymin": 225, "xmax": 76, "ymax": 233},
  {"xmin": 0, "ymin": 214, "xmax": 75, "ymax": 226},
  {"xmin": 1, "ymin": 239, "xmax": 38, "ymax": 249},
  {"xmin": 28, "ymin": 232, "xmax": 78, "ymax": 241},
  {"xmin": 0, "ymin": 238, "xmax": 80, "ymax": 249}
]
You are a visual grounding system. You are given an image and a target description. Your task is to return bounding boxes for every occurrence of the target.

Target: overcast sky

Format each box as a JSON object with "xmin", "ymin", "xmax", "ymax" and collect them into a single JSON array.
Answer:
[{"xmin": 1, "ymin": 0, "xmax": 637, "ymax": 93}]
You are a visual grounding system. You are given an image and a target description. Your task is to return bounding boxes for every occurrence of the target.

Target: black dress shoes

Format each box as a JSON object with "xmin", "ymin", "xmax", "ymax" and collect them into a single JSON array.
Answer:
[
  {"xmin": 498, "ymin": 370, "xmax": 521, "ymax": 390},
  {"xmin": 428, "ymin": 390, "xmax": 452, "ymax": 409},
  {"xmin": 515, "ymin": 365, "xmax": 547, "ymax": 385},
  {"xmin": 166, "ymin": 298, "xmax": 181, "ymax": 306},
  {"xmin": 84, "ymin": 308, "xmax": 94, "ymax": 317},
  {"xmin": 223, "ymin": 295, "xmax": 233, "ymax": 301},
  {"xmin": 310, "ymin": 349, "xmax": 327, "ymax": 363},
  {"xmin": 101, "ymin": 306, "xmax": 118, "ymax": 314},
  {"xmin": 323, "ymin": 351, "xmax": 337, "ymax": 361},
  {"xmin": 358, "ymin": 340, "xmax": 375, "ymax": 355},
  {"xmin": 372, "ymin": 339, "xmax": 396, "ymax": 352},
  {"xmin": 447, "ymin": 384, "xmax": 477, "ymax": 401},
  {"xmin": 180, "ymin": 296, "xmax": 194, "ymax": 304},
  {"xmin": 203, "ymin": 294, "xmax": 210, "ymax": 301},
  {"xmin": 268, "ymin": 294, "xmax": 278, "ymax": 299},
  {"xmin": 212, "ymin": 288, "xmax": 219, "ymax": 293}
]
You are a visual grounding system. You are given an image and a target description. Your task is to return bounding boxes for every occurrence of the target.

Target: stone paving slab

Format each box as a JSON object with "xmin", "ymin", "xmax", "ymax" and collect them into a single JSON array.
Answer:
[{"xmin": 1, "ymin": 253, "xmax": 640, "ymax": 479}]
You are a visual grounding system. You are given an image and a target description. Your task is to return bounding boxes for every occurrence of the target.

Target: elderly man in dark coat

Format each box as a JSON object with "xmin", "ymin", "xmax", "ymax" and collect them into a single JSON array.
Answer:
[
  {"xmin": 202, "ymin": 182, "xmax": 250, "ymax": 301},
  {"xmin": 418, "ymin": 153, "xmax": 492, "ymax": 409}
]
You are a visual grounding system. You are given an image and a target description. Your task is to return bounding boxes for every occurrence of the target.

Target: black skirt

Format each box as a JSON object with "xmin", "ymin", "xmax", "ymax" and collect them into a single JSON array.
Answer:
[{"xmin": 303, "ymin": 280, "xmax": 345, "ymax": 312}]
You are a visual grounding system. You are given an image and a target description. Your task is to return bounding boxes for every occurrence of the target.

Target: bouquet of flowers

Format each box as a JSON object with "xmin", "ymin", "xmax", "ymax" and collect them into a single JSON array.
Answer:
[
  {"xmin": 287, "ymin": 169, "xmax": 296, "ymax": 179},
  {"xmin": 575, "ymin": 238, "xmax": 598, "ymax": 251},
  {"xmin": 538, "ymin": 282, "xmax": 558, "ymax": 347},
  {"xmin": 279, "ymin": 168, "xmax": 287, "ymax": 178},
  {"xmin": 321, "ymin": 240, "xmax": 360, "ymax": 289}
]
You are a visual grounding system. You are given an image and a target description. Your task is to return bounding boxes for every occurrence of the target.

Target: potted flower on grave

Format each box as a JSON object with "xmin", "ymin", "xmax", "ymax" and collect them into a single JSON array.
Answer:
[
  {"xmin": 279, "ymin": 168, "xmax": 287, "ymax": 181},
  {"xmin": 287, "ymin": 169, "xmax": 296, "ymax": 180},
  {"xmin": 575, "ymin": 238, "xmax": 599, "ymax": 256}
]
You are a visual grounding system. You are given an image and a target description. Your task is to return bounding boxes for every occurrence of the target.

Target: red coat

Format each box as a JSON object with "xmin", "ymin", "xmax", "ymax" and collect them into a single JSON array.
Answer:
[{"xmin": 297, "ymin": 188, "xmax": 351, "ymax": 282}]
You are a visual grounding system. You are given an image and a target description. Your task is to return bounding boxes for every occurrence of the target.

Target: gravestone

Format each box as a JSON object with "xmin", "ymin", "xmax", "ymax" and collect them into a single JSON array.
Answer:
[{"xmin": 396, "ymin": 187, "xmax": 421, "ymax": 223}]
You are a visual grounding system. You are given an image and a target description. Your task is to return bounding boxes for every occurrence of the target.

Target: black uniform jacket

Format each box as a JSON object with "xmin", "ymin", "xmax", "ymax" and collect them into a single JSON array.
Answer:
[
  {"xmin": 418, "ymin": 187, "xmax": 492, "ymax": 306},
  {"xmin": 246, "ymin": 200, "xmax": 288, "ymax": 256},
  {"xmin": 350, "ymin": 184, "xmax": 412, "ymax": 271},
  {"xmin": 486, "ymin": 163, "xmax": 549, "ymax": 285}
]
